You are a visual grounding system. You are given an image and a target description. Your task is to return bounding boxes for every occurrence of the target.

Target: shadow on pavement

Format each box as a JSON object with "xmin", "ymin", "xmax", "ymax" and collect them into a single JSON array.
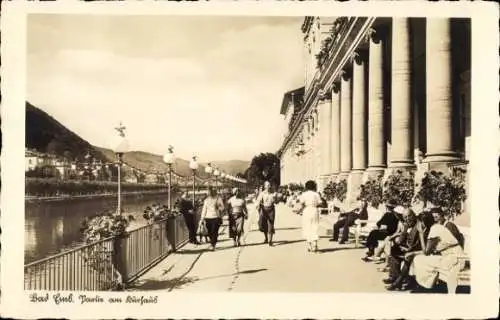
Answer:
[
  {"xmin": 177, "ymin": 241, "xmax": 268, "ymax": 254},
  {"xmin": 317, "ymin": 246, "xmax": 364, "ymax": 253},
  {"xmin": 274, "ymin": 227, "xmax": 301, "ymax": 231},
  {"xmin": 129, "ymin": 268, "xmax": 268, "ymax": 291},
  {"xmin": 272, "ymin": 239, "xmax": 305, "ymax": 246},
  {"xmin": 129, "ymin": 276, "xmax": 199, "ymax": 291}
]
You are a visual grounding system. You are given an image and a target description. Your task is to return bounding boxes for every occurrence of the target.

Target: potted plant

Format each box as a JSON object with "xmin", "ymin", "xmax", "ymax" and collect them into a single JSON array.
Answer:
[
  {"xmin": 334, "ymin": 179, "xmax": 348, "ymax": 202},
  {"xmin": 142, "ymin": 203, "xmax": 172, "ymax": 224},
  {"xmin": 414, "ymin": 169, "xmax": 467, "ymax": 219},
  {"xmin": 382, "ymin": 170, "xmax": 415, "ymax": 208},
  {"xmin": 358, "ymin": 175, "xmax": 384, "ymax": 209},
  {"xmin": 80, "ymin": 210, "xmax": 135, "ymax": 290}
]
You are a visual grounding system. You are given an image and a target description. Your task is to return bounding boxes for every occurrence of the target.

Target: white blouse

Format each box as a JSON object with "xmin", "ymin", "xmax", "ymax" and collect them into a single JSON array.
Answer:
[{"xmin": 201, "ymin": 197, "xmax": 224, "ymax": 219}]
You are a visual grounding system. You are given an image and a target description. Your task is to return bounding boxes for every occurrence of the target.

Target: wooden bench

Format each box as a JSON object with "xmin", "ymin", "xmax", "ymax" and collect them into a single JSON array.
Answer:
[
  {"xmin": 351, "ymin": 207, "xmax": 384, "ymax": 248},
  {"xmin": 319, "ymin": 201, "xmax": 334, "ymax": 215}
]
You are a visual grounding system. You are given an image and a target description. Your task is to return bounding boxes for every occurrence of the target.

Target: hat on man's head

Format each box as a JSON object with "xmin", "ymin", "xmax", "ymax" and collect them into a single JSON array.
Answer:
[{"xmin": 386, "ymin": 199, "xmax": 398, "ymax": 209}]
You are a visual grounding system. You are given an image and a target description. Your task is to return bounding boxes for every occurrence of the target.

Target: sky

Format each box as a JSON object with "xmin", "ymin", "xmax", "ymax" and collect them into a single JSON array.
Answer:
[{"xmin": 27, "ymin": 14, "xmax": 305, "ymax": 162}]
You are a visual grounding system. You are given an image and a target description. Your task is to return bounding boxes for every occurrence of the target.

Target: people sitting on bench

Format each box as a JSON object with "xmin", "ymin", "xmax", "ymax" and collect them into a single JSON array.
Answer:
[
  {"xmin": 409, "ymin": 207, "xmax": 465, "ymax": 293},
  {"xmin": 362, "ymin": 201, "xmax": 400, "ymax": 260},
  {"xmin": 329, "ymin": 200, "xmax": 368, "ymax": 244},
  {"xmin": 383, "ymin": 210, "xmax": 427, "ymax": 290},
  {"xmin": 365, "ymin": 205, "xmax": 408, "ymax": 263}
]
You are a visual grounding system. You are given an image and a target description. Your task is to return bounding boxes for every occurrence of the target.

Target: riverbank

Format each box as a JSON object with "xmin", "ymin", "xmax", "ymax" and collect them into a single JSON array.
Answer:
[
  {"xmin": 25, "ymin": 190, "xmax": 170, "ymax": 203},
  {"xmin": 25, "ymin": 177, "xmax": 175, "ymax": 199}
]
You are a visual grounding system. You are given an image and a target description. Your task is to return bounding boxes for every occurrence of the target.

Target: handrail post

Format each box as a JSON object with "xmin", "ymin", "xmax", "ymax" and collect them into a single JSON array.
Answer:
[{"xmin": 113, "ymin": 233, "xmax": 129, "ymax": 287}]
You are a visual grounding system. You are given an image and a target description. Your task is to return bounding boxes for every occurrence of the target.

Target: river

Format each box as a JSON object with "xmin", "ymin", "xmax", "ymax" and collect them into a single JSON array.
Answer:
[{"xmin": 24, "ymin": 192, "xmax": 178, "ymax": 264}]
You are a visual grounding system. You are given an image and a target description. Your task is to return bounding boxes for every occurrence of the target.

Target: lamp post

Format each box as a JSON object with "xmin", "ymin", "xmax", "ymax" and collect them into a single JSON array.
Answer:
[
  {"xmin": 205, "ymin": 162, "xmax": 213, "ymax": 188},
  {"xmin": 112, "ymin": 122, "xmax": 129, "ymax": 215},
  {"xmin": 213, "ymin": 168, "xmax": 220, "ymax": 193},
  {"xmin": 189, "ymin": 156, "xmax": 199, "ymax": 208},
  {"xmin": 163, "ymin": 146, "xmax": 176, "ymax": 211}
]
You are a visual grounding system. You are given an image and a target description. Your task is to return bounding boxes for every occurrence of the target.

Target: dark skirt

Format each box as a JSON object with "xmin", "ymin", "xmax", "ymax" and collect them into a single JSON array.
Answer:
[
  {"xmin": 259, "ymin": 206, "xmax": 276, "ymax": 235},
  {"xmin": 228, "ymin": 213, "xmax": 245, "ymax": 238}
]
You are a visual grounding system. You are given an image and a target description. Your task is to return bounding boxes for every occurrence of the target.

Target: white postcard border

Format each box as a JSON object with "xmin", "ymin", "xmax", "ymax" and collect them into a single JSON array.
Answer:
[{"xmin": 1, "ymin": 1, "xmax": 499, "ymax": 319}]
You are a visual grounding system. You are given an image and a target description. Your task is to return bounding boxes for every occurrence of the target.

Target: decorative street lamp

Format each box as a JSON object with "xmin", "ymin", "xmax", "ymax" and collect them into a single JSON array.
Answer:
[
  {"xmin": 220, "ymin": 172, "xmax": 227, "ymax": 194},
  {"xmin": 205, "ymin": 162, "xmax": 213, "ymax": 188},
  {"xmin": 163, "ymin": 145, "xmax": 176, "ymax": 210},
  {"xmin": 112, "ymin": 122, "xmax": 129, "ymax": 215},
  {"xmin": 213, "ymin": 168, "xmax": 220, "ymax": 193},
  {"xmin": 189, "ymin": 156, "xmax": 199, "ymax": 208}
]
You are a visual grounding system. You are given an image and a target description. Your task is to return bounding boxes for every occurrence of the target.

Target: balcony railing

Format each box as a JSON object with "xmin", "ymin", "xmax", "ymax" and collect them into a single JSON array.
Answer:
[{"xmin": 24, "ymin": 213, "xmax": 192, "ymax": 291}]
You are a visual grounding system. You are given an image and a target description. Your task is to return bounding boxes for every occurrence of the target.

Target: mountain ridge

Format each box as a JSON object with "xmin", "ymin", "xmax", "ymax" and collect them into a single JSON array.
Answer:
[{"xmin": 25, "ymin": 101, "xmax": 249, "ymax": 177}]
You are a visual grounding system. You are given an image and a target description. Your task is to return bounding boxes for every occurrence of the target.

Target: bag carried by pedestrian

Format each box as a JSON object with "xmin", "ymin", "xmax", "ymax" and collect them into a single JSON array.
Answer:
[{"xmin": 197, "ymin": 219, "xmax": 208, "ymax": 237}]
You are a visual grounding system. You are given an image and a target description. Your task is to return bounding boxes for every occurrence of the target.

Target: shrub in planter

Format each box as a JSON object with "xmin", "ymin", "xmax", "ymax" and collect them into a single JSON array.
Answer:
[
  {"xmin": 334, "ymin": 179, "xmax": 348, "ymax": 202},
  {"xmin": 287, "ymin": 183, "xmax": 304, "ymax": 192},
  {"xmin": 323, "ymin": 179, "xmax": 347, "ymax": 202},
  {"xmin": 80, "ymin": 210, "xmax": 135, "ymax": 290},
  {"xmin": 322, "ymin": 181, "xmax": 336, "ymax": 201},
  {"xmin": 382, "ymin": 170, "xmax": 415, "ymax": 208},
  {"xmin": 358, "ymin": 175, "xmax": 384, "ymax": 208},
  {"xmin": 143, "ymin": 203, "xmax": 173, "ymax": 224},
  {"xmin": 414, "ymin": 169, "xmax": 467, "ymax": 219}
]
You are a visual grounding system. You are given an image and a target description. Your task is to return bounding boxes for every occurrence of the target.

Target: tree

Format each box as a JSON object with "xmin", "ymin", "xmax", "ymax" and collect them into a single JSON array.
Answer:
[
  {"xmin": 236, "ymin": 172, "xmax": 246, "ymax": 179},
  {"xmin": 244, "ymin": 153, "xmax": 280, "ymax": 188}
]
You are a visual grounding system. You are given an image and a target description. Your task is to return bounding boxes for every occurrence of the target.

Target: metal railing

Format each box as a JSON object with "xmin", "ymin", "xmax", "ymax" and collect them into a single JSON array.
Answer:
[
  {"xmin": 24, "ymin": 237, "xmax": 118, "ymax": 291},
  {"xmin": 24, "ymin": 213, "xmax": 191, "ymax": 291}
]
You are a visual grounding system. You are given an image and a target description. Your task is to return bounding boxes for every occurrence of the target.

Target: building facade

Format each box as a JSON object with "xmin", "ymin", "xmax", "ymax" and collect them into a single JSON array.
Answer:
[{"xmin": 278, "ymin": 17, "xmax": 471, "ymax": 204}]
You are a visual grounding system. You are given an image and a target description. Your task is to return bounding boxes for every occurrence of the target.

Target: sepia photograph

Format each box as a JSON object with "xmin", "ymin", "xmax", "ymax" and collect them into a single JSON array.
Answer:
[
  {"xmin": 23, "ymin": 13, "xmax": 472, "ymax": 294},
  {"xmin": 1, "ymin": 1, "xmax": 498, "ymax": 319}
]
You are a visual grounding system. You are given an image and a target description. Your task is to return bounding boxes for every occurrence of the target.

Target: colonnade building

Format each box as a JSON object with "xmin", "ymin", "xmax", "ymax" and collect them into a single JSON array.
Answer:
[{"xmin": 278, "ymin": 17, "xmax": 471, "ymax": 204}]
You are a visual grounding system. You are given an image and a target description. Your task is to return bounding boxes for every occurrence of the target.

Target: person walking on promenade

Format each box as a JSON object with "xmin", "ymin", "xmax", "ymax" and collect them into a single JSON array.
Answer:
[
  {"xmin": 256, "ymin": 181, "xmax": 278, "ymax": 246},
  {"xmin": 200, "ymin": 187, "xmax": 225, "ymax": 251},
  {"xmin": 296, "ymin": 180, "xmax": 322, "ymax": 253},
  {"xmin": 177, "ymin": 192, "xmax": 200, "ymax": 245},
  {"xmin": 227, "ymin": 188, "xmax": 248, "ymax": 247}
]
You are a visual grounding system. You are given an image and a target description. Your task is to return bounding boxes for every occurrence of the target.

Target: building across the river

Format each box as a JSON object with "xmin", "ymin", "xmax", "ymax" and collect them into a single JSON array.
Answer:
[{"xmin": 278, "ymin": 17, "xmax": 470, "ymax": 205}]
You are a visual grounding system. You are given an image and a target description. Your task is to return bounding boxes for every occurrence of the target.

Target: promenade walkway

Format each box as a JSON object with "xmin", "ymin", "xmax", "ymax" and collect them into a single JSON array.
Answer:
[{"xmin": 128, "ymin": 204, "xmax": 388, "ymax": 292}]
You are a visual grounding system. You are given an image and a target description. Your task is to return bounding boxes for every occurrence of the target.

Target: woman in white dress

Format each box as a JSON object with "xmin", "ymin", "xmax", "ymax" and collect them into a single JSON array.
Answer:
[
  {"xmin": 409, "ymin": 207, "xmax": 464, "ymax": 293},
  {"xmin": 297, "ymin": 180, "xmax": 321, "ymax": 253}
]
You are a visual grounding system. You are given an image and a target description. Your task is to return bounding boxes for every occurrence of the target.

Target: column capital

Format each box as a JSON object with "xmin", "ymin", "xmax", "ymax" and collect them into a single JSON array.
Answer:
[
  {"xmin": 366, "ymin": 27, "xmax": 385, "ymax": 44},
  {"xmin": 332, "ymin": 82, "xmax": 341, "ymax": 94},
  {"xmin": 340, "ymin": 69, "xmax": 352, "ymax": 81},
  {"xmin": 352, "ymin": 49, "xmax": 368, "ymax": 65},
  {"xmin": 318, "ymin": 89, "xmax": 332, "ymax": 102}
]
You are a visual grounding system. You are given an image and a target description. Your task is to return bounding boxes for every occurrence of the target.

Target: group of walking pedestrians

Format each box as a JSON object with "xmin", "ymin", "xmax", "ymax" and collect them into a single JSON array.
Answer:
[
  {"xmin": 176, "ymin": 181, "xmax": 280, "ymax": 252},
  {"xmin": 176, "ymin": 178, "xmax": 329, "ymax": 254}
]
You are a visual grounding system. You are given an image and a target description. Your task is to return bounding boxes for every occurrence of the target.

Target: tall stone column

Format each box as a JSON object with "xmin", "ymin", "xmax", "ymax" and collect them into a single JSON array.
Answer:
[
  {"xmin": 320, "ymin": 91, "xmax": 333, "ymax": 179},
  {"xmin": 307, "ymin": 119, "xmax": 313, "ymax": 181},
  {"xmin": 340, "ymin": 69, "xmax": 352, "ymax": 180},
  {"xmin": 424, "ymin": 18, "xmax": 460, "ymax": 169},
  {"xmin": 350, "ymin": 51, "xmax": 367, "ymax": 199},
  {"xmin": 366, "ymin": 28, "xmax": 387, "ymax": 178},
  {"xmin": 313, "ymin": 108, "xmax": 321, "ymax": 184},
  {"xmin": 390, "ymin": 18, "xmax": 414, "ymax": 169},
  {"xmin": 330, "ymin": 83, "xmax": 341, "ymax": 182}
]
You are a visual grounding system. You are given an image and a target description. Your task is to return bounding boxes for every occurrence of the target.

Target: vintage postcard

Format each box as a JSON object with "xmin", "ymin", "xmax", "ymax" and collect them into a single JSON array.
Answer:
[{"xmin": 1, "ymin": 1, "xmax": 499, "ymax": 319}]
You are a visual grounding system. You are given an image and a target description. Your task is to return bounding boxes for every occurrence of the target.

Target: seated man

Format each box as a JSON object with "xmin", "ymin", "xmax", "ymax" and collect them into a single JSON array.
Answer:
[
  {"xmin": 330, "ymin": 200, "xmax": 368, "ymax": 244},
  {"xmin": 366, "ymin": 206, "xmax": 408, "ymax": 263},
  {"xmin": 384, "ymin": 210, "xmax": 425, "ymax": 290},
  {"xmin": 362, "ymin": 201, "xmax": 400, "ymax": 259}
]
